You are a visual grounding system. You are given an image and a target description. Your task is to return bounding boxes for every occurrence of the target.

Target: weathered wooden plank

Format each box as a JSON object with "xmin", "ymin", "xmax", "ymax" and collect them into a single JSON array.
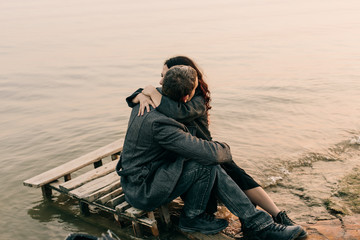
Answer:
[
  {"xmin": 115, "ymin": 201, "xmax": 131, "ymax": 213},
  {"xmin": 125, "ymin": 207, "xmax": 146, "ymax": 218},
  {"xmin": 23, "ymin": 139, "xmax": 123, "ymax": 188},
  {"xmin": 132, "ymin": 221, "xmax": 143, "ymax": 237},
  {"xmin": 96, "ymin": 187, "xmax": 123, "ymax": 204},
  {"xmin": 106, "ymin": 193, "xmax": 125, "ymax": 208},
  {"xmin": 49, "ymin": 179, "xmax": 63, "ymax": 191},
  {"xmin": 41, "ymin": 185, "xmax": 52, "ymax": 199},
  {"xmin": 69, "ymin": 171, "xmax": 120, "ymax": 200},
  {"xmin": 147, "ymin": 211, "xmax": 159, "ymax": 237},
  {"xmin": 22, "ymin": 137, "xmax": 170, "ymax": 237},
  {"xmin": 59, "ymin": 160, "xmax": 118, "ymax": 192},
  {"xmin": 137, "ymin": 216, "xmax": 157, "ymax": 227},
  {"xmin": 83, "ymin": 180, "xmax": 121, "ymax": 202},
  {"xmin": 79, "ymin": 201, "xmax": 90, "ymax": 216},
  {"xmin": 112, "ymin": 214, "xmax": 123, "ymax": 228},
  {"xmin": 106, "ymin": 194, "xmax": 125, "ymax": 208},
  {"xmin": 159, "ymin": 205, "xmax": 171, "ymax": 227}
]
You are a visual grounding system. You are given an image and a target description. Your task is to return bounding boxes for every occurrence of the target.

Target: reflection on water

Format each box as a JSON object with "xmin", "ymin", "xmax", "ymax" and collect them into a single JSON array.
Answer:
[
  {"xmin": 27, "ymin": 195, "xmax": 133, "ymax": 240},
  {"xmin": 1, "ymin": 0, "xmax": 360, "ymax": 239}
]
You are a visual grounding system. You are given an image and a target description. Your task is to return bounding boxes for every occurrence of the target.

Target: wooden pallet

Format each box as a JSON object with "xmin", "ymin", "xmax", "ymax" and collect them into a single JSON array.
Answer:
[{"xmin": 23, "ymin": 139, "xmax": 170, "ymax": 238}]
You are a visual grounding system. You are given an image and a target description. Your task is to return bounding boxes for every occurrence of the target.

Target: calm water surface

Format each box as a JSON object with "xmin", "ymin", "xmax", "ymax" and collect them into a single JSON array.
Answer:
[{"xmin": 1, "ymin": 0, "xmax": 360, "ymax": 239}]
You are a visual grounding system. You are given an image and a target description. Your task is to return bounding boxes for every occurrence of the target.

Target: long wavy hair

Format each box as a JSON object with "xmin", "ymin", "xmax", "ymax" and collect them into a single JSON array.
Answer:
[{"xmin": 164, "ymin": 56, "xmax": 212, "ymax": 113}]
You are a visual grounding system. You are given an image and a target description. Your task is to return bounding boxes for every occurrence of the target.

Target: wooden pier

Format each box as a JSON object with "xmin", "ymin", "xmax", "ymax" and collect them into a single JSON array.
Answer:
[{"xmin": 23, "ymin": 139, "xmax": 171, "ymax": 238}]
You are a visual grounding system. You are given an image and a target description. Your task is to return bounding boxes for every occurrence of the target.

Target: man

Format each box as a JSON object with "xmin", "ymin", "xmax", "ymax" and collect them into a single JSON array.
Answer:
[{"xmin": 117, "ymin": 66, "xmax": 306, "ymax": 239}]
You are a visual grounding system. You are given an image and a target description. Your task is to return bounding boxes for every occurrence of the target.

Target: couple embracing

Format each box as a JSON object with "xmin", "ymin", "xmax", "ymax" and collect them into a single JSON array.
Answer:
[{"xmin": 116, "ymin": 56, "xmax": 307, "ymax": 240}]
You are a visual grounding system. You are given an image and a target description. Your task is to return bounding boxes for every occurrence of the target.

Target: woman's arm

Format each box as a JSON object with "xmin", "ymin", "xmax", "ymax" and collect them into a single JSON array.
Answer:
[
  {"xmin": 135, "ymin": 93, "xmax": 156, "ymax": 116},
  {"xmin": 125, "ymin": 88, "xmax": 156, "ymax": 116},
  {"xmin": 142, "ymin": 85, "xmax": 162, "ymax": 107},
  {"xmin": 127, "ymin": 86, "xmax": 207, "ymax": 122},
  {"xmin": 125, "ymin": 88, "xmax": 143, "ymax": 107}
]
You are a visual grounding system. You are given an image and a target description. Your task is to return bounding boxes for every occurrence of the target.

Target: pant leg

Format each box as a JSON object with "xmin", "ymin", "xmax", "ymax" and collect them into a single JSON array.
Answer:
[
  {"xmin": 205, "ymin": 187, "xmax": 218, "ymax": 214},
  {"xmin": 164, "ymin": 160, "xmax": 216, "ymax": 218},
  {"xmin": 220, "ymin": 161, "xmax": 260, "ymax": 191},
  {"xmin": 206, "ymin": 160, "xmax": 260, "ymax": 214},
  {"xmin": 213, "ymin": 165, "xmax": 273, "ymax": 231}
]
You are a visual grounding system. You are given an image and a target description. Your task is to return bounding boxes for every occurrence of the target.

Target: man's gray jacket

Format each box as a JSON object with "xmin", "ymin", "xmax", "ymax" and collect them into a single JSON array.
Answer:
[{"xmin": 116, "ymin": 104, "xmax": 232, "ymax": 211}]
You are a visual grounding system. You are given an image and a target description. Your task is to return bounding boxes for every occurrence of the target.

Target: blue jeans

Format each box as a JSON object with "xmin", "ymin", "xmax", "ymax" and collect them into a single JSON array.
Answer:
[
  {"xmin": 165, "ymin": 160, "xmax": 216, "ymax": 218},
  {"xmin": 213, "ymin": 165, "xmax": 273, "ymax": 231},
  {"xmin": 166, "ymin": 161, "xmax": 273, "ymax": 231}
]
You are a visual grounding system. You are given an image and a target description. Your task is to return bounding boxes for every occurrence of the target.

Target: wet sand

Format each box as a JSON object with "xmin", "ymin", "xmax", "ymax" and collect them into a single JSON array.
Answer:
[
  {"xmin": 218, "ymin": 213, "xmax": 360, "ymax": 239},
  {"xmin": 178, "ymin": 213, "xmax": 360, "ymax": 240},
  {"xmin": 262, "ymin": 141, "xmax": 360, "ymax": 225},
  {"xmin": 168, "ymin": 165, "xmax": 360, "ymax": 240},
  {"xmin": 217, "ymin": 164, "xmax": 360, "ymax": 239}
]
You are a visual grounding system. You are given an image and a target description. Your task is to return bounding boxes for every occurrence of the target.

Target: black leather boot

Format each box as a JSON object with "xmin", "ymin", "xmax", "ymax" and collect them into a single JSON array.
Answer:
[
  {"xmin": 243, "ymin": 223, "xmax": 305, "ymax": 240},
  {"xmin": 179, "ymin": 212, "xmax": 228, "ymax": 235},
  {"xmin": 273, "ymin": 211, "xmax": 307, "ymax": 238}
]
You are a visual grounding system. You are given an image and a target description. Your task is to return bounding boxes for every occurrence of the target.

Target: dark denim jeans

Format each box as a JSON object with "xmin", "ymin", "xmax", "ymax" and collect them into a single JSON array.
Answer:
[
  {"xmin": 213, "ymin": 165, "xmax": 273, "ymax": 231},
  {"xmin": 206, "ymin": 161, "xmax": 260, "ymax": 214},
  {"xmin": 166, "ymin": 161, "xmax": 273, "ymax": 231},
  {"xmin": 165, "ymin": 160, "xmax": 216, "ymax": 218}
]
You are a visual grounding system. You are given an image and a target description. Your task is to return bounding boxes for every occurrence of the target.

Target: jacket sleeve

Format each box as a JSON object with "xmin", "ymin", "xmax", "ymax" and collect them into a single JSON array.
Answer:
[
  {"xmin": 125, "ymin": 88, "xmax": 143, "ymax": 108},
  {"xmin": 152, "ymin": 118, "xmax": 232, "ymax": 165},
  {"xmin": 156, "ymin": 91, "xmax": 206, "ymax": 124}
]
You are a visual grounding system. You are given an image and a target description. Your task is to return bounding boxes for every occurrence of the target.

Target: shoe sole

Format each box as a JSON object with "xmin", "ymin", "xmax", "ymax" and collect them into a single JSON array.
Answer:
[
  {"xmin": 296, "ymin": 231, "xmax": 308, "ymax": 239},
  {"xmin": 289, "ymin": 228, "xmax": 305, "ymax": 240},
  {"xmin": 179, "ymin": 223, "xmax": 228, "ymax": 235}
]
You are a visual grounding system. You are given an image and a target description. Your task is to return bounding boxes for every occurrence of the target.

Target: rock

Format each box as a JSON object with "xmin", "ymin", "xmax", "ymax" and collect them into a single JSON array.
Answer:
[
  {"xmin": 303, "ymin": 218, "xmax": 344, "ymax": 239},
  {"xmin": 342, "ymin": 215, "xmax": 360, "ymax": 240},
  {"xmin": 296, "ymin": 215, "xmax": 360, "ymax": 240}
]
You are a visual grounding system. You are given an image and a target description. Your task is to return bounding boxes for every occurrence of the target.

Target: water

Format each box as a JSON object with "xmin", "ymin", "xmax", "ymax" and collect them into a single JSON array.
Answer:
[{"xmin": 1, "ymin": 0, "xmax": 360, "ymax": 239}]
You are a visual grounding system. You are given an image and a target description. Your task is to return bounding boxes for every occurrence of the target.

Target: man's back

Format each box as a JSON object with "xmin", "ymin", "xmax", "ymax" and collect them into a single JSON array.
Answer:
[
  {"xmin": 121, "ymin": 105, "xmax": 180, "ymax": 173},
  {"xmin": 119, "ymin": 105, "xmax": 186, "ymax": 210},
  {"xmin": 118, "ymin": 103, "xmax": 232, "ymax": 211}
]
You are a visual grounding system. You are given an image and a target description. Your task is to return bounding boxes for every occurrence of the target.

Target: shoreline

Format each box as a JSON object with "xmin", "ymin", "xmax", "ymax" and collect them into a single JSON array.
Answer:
[
  {"xmin": 183, "ymin": 215, "xmax": 360, "ymax": 240},
  {"xmin": 217, "ymin": 165, "xmax": 360, "ymax": 239},
  {"xmin": 27, "ymin": 177, "xmax": 360, "ymax": 240}
]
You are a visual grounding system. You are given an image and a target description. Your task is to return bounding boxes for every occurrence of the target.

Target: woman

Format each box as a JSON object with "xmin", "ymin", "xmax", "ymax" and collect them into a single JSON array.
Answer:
[{"xmin": 126, "ymin": 56, "xmax": 296, "ymax": 226}]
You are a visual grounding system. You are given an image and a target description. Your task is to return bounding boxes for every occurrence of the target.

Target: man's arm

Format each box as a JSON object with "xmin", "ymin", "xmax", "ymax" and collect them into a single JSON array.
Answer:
[
  {"xmin": 156, "ymin": 93, "xmax": 206, "ymax": 124},
  {"xmin": 152, "ymin": 117, "xmax": 232, "ymax": 165}
]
